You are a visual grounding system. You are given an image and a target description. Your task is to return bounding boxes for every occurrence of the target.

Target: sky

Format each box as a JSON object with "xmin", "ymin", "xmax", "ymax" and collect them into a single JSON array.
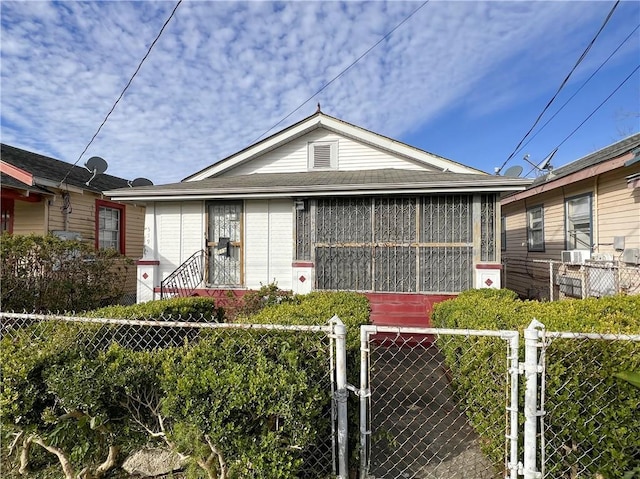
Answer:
[{"xmin": 1, "ymin": 0, "xmax": 639, "ymax": 185}]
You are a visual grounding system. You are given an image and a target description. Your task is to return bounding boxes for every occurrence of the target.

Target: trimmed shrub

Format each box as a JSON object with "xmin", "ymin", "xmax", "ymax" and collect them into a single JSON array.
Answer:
[
  {"xmin": 432, "ymin": 290, "xmax": 640, "ymax": 477},
  {"xmin": 238, "ymin": 291, "xmax": 371, "ymax": 471},
  {"xmin": 84, "ymin": 297, "xmax": 224, "ymax": 322},
  {"xmin": 0, "ymin": 233, "xmax": 131, "ymax": 313}
]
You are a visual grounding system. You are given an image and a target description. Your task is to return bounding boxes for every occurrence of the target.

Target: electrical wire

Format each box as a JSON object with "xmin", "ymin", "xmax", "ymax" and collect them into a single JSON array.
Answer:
[
  {"xmin": 497, "ymin": 0, "xmax": 621, "ymax": 174},
  {"xmin": 518, "ymin": 23, "xmax": 639, "ymax": 167},
  {"xmin": 536, "ymin": 63, "xmax": 639, "ymax": 170},
  {"xmin": 522, "ymin": 24, "xmax": 639, "ymax": 177},
  {"xmin": 58, "ymin": 0, "xmax": 183, "ymax": 187},
  {"xmin": 251, "ymin": 1, "xmax": 430, "ymax": 144}
]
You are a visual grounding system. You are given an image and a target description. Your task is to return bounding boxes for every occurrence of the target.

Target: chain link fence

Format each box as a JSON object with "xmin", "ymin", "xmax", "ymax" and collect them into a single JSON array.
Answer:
[
  {"xmin": 0, "ymin": 312, "xmax": 339, "ymax": 479},
  {"xmin": 503, "ymin": 257, "xmax": 640, "ymax": 301},
  {"xmin": 539, "ymin": 330, "xmax": 640, "ymax": 479},
  {"xmin": 359, "ymin": 327, "xmax": 519, "ymax": 479}
]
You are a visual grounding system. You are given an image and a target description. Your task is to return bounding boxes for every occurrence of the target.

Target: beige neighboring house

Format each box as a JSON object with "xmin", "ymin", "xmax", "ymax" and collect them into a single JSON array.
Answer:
[
  {"xmin": 501, "ymin": 133, "xmax": 640, "ymax": 300},
  {"xmin": 1, "ymin": 144, "xmax": 146, "ymax": 301}
]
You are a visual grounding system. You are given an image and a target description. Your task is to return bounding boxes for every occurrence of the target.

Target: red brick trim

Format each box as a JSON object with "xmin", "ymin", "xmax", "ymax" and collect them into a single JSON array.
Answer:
[
  {"xmin": 475, "ymin": 263, "xmax": 503, "ymax": 270},
  {"xmin": 292, "ymin": 261, "xmax": 314, "ymax": 267},
  {"xmin": 136, "ymin": 259, "xmax": 160, "ymax": 266}
]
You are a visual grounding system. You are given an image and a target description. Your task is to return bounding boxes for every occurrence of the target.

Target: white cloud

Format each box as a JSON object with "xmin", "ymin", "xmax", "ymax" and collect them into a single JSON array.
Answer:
[{"xmin": 1, "ymin": 1, "xmax": 637, "ymax": 183}]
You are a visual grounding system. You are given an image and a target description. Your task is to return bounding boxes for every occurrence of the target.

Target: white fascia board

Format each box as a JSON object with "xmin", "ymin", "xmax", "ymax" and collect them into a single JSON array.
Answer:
[
  {"xmin": 34, "ymin": 176, "xmax": 86, "ymax": 194},
  {"xmin": 107, "ymin": 185, "xmax": 528, "ymax": 202},
  {"xmin": 185, "ymin": 116, "xmax": 322, "ymax": 181}
]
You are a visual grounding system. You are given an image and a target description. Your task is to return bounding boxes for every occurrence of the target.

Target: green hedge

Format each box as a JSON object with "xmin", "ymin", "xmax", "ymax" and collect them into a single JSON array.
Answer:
[
  {"xmin": 83, "ymin": 296, "xmax": 225, "ymax": 322},
  {"xmin": 238, "ymin": 291, "xmax": 371, "ymax": 471},
  {"xmin": 431, "ymin": 290, "xmax": 640, "ymax": 477}
]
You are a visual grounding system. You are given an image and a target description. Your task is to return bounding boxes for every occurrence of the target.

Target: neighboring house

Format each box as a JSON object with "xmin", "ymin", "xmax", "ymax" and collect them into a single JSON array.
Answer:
[
  {"xmin": 106, "ymin": 111, "xmax": 530, "ymax": 325},
  {"xmin": 501, "ymin": 133, "xmax": 640, "ymax": 300},
  {"xmin": 1, "ymin": 144, "xmax": 146, "ymax": 300}
]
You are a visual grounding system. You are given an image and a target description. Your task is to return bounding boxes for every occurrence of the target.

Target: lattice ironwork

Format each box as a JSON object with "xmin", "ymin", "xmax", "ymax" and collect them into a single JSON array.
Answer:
[
  {"xmin": 310, "ymin": 195, "xmax": 479, "ymax": 293},
  {"xmin": 374, "ymin": 198, "xmax": 416, "ymax": 243},
  {"xmin": 207, "ymin": 201, "xmax": 242, "ymax": 285},
  {"xmin": 481, "ymin": 194, "xmax": 496, "ymax": 262},
  {"xmin": 295, "ymin": 200, "xmax": 311, "ymax": 261},
  {"xmin": 374, "ymin": 246, "xmax": 417, "ymax": 292},
  {"xmin": 420, "ymin": 246, "xmax": 472, "ymax": 292},
  {"xmin": 421, "ymin": 195, "xmax": 471, "ymax": 243}
]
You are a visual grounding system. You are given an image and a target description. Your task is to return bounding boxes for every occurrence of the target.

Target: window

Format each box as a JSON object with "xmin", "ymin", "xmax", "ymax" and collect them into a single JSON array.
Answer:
[
  {"xmin": 565, "ymin": 194, "xmax": 592, "ymax": 250},
  {"xmin": 501, "ymin": 216, "xmax": 506, "ymax": 251},
  {"xmin": 308, "ymin": 141, "xmax": 337, "ymax": 169},
  {"xmin": 1, "ymin": 198, "xmax": 14, "ymax": 234},
  {"xmin": 96, "ymin": 200, "xmax": 125, "ymax": 253},
  {"xmin": 527, "ymin": 205, "xmax": 545, "ymax": 252}
]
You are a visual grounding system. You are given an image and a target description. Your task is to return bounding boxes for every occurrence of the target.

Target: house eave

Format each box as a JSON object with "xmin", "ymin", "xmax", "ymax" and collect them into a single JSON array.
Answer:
[{"xmin": 107, "ymin": 182, "xmax": 529, "ymax": 202}]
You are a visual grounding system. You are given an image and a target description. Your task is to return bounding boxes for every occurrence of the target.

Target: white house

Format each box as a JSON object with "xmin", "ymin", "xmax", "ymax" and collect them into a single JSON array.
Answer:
[{"xmin": 106, "ymin": 110, "xmax": 530, "ymax": 325}]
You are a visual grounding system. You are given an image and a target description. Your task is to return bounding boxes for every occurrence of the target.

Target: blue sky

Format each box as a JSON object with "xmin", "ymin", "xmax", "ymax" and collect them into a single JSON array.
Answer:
[{"xmin": 1, "ymin": 1, "xmax": 638, "ymax": 185}]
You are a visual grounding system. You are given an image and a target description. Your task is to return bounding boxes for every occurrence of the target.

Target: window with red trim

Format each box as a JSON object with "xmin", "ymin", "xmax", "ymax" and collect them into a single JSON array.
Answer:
[
  {"xmin": 1, "ymin": 198, "xmax": 14, "ymax": 234},
  {"xmin": 96, "ymin": 199, "xmax": 126, "ymax": 253}
]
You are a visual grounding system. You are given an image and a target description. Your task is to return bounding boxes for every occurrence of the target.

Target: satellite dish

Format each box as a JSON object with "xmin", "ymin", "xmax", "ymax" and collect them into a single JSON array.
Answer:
[
  {"xmin": 131, "ymin": 177, "xmax": 154, "ymax": 187},
  {"xmin": 537, "ymin": 148, "xmax": 558, "ymax": 171},
  {"xmin": 84, "ymin": 156, "xmax": 108, "ymax": 175},
  {"xmin": 84, "ymin": 156, "xmax": 109, "ymax": 186},
  {"xmin": 503, "ymin": 165, "xmax": 523, "ymax": 178}
]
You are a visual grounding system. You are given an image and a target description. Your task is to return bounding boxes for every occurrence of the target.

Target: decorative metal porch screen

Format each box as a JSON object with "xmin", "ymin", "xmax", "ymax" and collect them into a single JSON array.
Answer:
[{"xmin": 297, "ymin": 195, "xmax": 495, "ymax": 293}]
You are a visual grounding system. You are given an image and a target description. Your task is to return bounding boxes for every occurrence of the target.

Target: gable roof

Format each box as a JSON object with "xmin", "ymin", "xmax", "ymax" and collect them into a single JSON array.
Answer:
[
  {"xmin": 1, "ymin": 143, "xmax": 130, "ymax": 193},
  {"xmin": 184, "ymin": 111, "xmax": 485, "ymax": 181},
  {"xmin": 502, "ymin": 133, "xmax": 640, "ymax": 205},
  {"xmin": 106, "ymin": 168, "xmax": 531, "ymax": 202},
  {"xmin": 530, "ymin": 133, "xmax": 640, "ymax": 187}
]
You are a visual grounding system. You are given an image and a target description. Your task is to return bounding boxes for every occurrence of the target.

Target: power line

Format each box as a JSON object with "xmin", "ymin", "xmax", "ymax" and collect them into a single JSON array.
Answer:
[
  {"xmin": 251, "ymin": 1, "xmax": 430, "ymax": 144},
  {"xmin": 59, "ymin": 0, "xmax": 183, "ymax": 186},
  {"xmin": 497, "ymin": 0, "xmax": 621, "ymax": 174},
  {"xmin": 518, "ymin": 23, "xmax": 639, "ymax": 168},
  {"xmin": 551, "ymin": 64, "xmax": 639, "ymax": 150},
  {"xmin": 527, "ymin": 63, "xmax": 639, "ymax": 177}
]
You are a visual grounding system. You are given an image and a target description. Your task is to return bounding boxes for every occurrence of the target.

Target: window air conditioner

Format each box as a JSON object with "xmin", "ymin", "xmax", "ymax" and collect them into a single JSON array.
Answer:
[{"xmin": 561, "ymin": 250, "xmax": 591, "ymax": 264}]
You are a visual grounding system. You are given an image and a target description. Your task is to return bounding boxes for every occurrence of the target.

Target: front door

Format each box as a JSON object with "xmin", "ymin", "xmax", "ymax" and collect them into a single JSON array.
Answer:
[{"xmin": 207, "ymin": 201, "xmax": 242, "ymax": 286}]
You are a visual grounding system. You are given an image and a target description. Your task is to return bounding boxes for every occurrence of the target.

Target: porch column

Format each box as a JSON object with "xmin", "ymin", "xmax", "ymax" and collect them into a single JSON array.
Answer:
[{"xmin": 136, "ymin": 260, "xmax": 159, "ymax": 303}]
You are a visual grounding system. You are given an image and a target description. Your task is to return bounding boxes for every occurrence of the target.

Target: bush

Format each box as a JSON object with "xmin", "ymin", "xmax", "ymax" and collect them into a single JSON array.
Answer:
[
  {"xmin": 84, "ymin": 297, "xmax": 224, "ymax": 322},
  {"xmin": 238, "ymin": 291, "xmax": 371, "ymax": 471},
  {"xmin": 0, "ymin": 233, "xmax": 131, "ymax": 313},
  {"xmin": 0, "ymin": 321, "xmax": 147, "ymax": 479},
  {"xmin": 431, "ymin": 290, "xmax": 640, "ymax": 477}
]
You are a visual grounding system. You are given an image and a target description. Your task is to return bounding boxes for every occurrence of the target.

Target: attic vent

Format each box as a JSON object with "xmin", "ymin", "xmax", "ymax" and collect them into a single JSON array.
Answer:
[{"xmin": 308, "ymin": 141, "xmax": 337, "ymax": 170}]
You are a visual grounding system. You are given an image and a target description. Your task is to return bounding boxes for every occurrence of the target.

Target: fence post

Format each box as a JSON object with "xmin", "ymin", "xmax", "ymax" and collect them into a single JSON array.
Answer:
[
  {"xmin": 523, "ymin": 319, "xmax": 544, "ymax": 479},
  {"xmin": 331, "ymin": 316, "xmax": 349, "ymax": 479},
  {"xmin": 359, "ymin": 326, "xmax": 372, "ymax": 479}
]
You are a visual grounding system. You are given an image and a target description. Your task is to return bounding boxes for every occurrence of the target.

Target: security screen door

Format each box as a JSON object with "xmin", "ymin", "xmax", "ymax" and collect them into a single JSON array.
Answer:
[{"xmin": 207, "ymin": 201, "xmax": 242, "ymax": 286}]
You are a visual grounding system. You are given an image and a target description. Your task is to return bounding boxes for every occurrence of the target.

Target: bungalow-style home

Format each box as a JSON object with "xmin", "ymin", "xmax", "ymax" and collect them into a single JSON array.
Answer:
[
  {"xmin": 106, "ymin": 110, "xmax": 530, "ymax": 325},
  {"xmin": 501, "ymin": 133, "xmax": 640, "ymax": 300},
  {"xmin": 1, "ymin": 144, "xmax": 146, "ymax": 302}
]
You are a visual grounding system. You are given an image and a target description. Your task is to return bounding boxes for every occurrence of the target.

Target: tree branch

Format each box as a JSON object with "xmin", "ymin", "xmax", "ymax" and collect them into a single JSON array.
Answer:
[
  {"xmin": 31, "ymin": 435, "xmax": 75, "ymax": 479},
  {"xmin": 204, "ymin": 435, "xmax": 227, "ymax": 479},
  {"xmin": 18, "ymin": 434, "xmax": 31, "ymax": 475},
  {"xmin": 94, "ymin": 445, "xmax": 120, "ymax": 478}
]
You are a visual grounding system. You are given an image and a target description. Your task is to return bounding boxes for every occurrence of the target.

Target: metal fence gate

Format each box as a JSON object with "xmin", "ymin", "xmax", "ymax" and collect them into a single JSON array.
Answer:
[
  {"xmin": 357, "ymin": 326, "xmax": 520, "ymax": 479},
  {"xmin": 354, "ymin": 322, "xmax": 640, "ymax": 479}
]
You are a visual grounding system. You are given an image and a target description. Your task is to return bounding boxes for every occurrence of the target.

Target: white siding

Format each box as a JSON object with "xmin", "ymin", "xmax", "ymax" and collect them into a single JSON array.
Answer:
[
  {"xmin": 155, "ymin": 202, "xmax": 205, "ymax": 280},
  {"xmin": 244, "ymin": 199, "xmax": 293, "ymax": 289},
  {"xmin": 224, "ymin": 128, "xmax": 434, "ymax": 177}
]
